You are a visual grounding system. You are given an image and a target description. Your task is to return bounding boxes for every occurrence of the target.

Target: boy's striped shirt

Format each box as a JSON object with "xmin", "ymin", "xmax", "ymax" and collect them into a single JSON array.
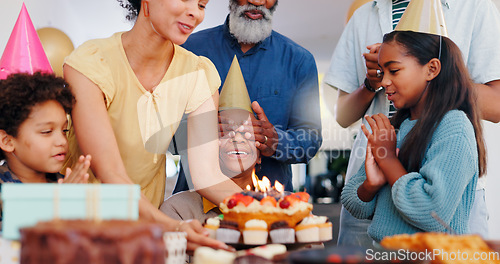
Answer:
[{"xmin": 388, "ymin": 0, "xmax": 411, "ymax": 118}]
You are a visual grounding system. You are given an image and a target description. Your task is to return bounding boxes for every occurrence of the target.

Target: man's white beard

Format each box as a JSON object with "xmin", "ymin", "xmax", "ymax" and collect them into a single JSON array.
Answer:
[{"xmin": 229, "ymin": 3, "xmax": 274, "ymax": 45}]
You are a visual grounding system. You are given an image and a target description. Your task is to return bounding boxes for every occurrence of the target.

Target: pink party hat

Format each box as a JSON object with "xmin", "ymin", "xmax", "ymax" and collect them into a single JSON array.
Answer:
[{"xmin": 0, "ymin": 3, "xmax": 53, "ymax": 80}]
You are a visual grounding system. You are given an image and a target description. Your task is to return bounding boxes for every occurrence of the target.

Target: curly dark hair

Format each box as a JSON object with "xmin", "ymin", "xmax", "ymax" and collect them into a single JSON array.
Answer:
[
  {"xmin": 117, "ymin": 0, "xmax": 142, "ymax": 21},
  {"xmin": 0, "ymin": 72, "xmax": 75, "ymax": 160}
]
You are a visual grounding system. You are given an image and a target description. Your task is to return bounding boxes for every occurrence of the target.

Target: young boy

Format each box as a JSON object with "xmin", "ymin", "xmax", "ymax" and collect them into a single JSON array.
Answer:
[{"xmin": 0, "ymin": 72, "xmax": 91, "ymax": 186}]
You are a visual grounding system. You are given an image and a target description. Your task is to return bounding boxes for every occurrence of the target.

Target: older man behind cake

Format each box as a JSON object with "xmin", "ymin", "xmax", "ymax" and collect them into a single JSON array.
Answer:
[{"xmin": 160, "ymin": 57, "xmax": 260, "ymax": 224}]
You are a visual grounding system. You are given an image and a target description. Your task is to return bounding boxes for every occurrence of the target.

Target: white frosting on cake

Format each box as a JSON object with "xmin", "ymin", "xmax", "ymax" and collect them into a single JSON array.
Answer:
[
  {"xmin": 205, "ymin": 217, "xmax": 220, "ymax": 227},
  {"xmin": 281, "ymin": 202, "xmax": 313, "ymax": 215},
  {"xmin": 194, "ymin": 247, "xmax": 235, "ymax": 264},
  {"xmin": 241, "ymin": 244, "xmax": 287, "ymax": 259},
  {"xmin": 299, "ymin": 215, "xmax": 328, "ymax": 225},
  {"xmin": 244, "ymin": 219, "xmax": 267, "ymax": 229}
]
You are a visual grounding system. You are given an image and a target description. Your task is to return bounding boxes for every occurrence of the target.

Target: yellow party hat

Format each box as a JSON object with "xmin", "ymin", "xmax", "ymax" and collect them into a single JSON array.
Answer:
[
  {"xmin": 395, "ymin": 0, "xmax": 448, "ymax": 37},
  {"xmin": 219, "ymin": 55, "xmax": 252, "ymax": 113}
]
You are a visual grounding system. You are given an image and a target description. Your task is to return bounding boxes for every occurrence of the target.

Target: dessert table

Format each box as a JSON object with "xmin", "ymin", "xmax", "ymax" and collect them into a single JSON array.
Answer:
[{"xmin": 0, "ymin": 231, "xmax": 187, "ymax": 264}]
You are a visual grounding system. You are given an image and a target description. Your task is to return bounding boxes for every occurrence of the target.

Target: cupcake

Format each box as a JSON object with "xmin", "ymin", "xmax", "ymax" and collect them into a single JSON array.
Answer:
[
  {"xmin": 318, "ymin": 217, "xmax": 333, "ymax": 241},
  {"xmin": 295, "ymin": 215, "xmax": 320, "ymax": 243},
  {"xmin": 249, "ymin": 244, "xmax": 287, "ymax": 260},
  {"xmin": 234, "ymin": 244, "xmax": 287, "ymax": 264},
  {"xmin": 216, "ymin": 220, "xmax": 241, "ymax": 244},
  {"xmin": 242, "ymin": 219, "xmax": 268, "ymax": 245},
  {"xmin": 193, "ymin": 247, "xmax": 236, "ymax": 264},
  {"xmin": 269, "ymin": 221, "xmax": 295, "ymax": 244},
  {"xmin": 203, "ymin": 217, "xmax": 221, "ymax": 239}
]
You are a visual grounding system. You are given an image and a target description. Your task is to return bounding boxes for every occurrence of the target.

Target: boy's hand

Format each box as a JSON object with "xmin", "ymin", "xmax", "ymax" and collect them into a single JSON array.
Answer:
[{"xmin": 59, "ymin": 154, "xmax": 91, "ymax": 184}]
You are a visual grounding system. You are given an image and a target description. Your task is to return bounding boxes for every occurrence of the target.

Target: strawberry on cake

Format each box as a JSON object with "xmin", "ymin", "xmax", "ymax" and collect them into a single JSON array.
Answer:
[{"xmin": 219, "ymin": 190, "xmax": 312, "ymax": 230}]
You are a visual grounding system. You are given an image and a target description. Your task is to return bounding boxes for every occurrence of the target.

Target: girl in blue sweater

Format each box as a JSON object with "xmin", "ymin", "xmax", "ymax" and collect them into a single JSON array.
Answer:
[{"xmin": 341, "ymin": 30, "xmax": 487, "ymax": 243}]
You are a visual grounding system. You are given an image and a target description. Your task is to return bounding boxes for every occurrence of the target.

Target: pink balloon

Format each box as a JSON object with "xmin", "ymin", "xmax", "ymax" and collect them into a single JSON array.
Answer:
[{"xmin": 0, "ymin": 3, "xmax": 52, "ymax": 80}]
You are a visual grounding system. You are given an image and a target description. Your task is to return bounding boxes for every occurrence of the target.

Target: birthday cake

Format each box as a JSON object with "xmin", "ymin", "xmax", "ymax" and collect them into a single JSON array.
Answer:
[
  {"xmin": 20, "ymin": 219, "xmax": 166, "ymax": 264},
  {"xmin": 212, "ymin": 176, "xmax": 333, "ymax": 245},
  {"xmin": 219, "ymin": 190, "xmax": 312, "ymax": 231}
]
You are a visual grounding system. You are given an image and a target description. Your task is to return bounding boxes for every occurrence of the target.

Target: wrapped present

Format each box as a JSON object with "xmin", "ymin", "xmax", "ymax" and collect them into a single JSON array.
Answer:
[{"xmin": 1, "ymin": 183, "xmax": 140, "ymax": 240}]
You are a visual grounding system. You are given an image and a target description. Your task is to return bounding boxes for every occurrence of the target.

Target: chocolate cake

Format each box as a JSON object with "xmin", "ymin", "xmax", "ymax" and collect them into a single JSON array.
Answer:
[{"xmin": 20, "ymin": 219, "xmax": 166, "ymax": 264}]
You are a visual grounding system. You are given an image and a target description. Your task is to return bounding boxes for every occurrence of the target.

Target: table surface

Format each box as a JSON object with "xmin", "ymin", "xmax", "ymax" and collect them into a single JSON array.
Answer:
[
  {"xmin": 0, "ymin": 201, "xmax": 341, "ymax": 264},
  {"xmin": 0, "ymin": 202, "xmax": 341, "ymax": 264}
]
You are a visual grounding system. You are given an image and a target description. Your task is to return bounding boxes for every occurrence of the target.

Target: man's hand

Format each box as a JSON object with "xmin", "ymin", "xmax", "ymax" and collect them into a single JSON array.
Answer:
[
  {"xmin": 363, "ymin": 43, "xmax": 383, "ymax": 89},
  {"xmin": 249, "ymin": 101, "xmax": 278, "ymax": 157}
]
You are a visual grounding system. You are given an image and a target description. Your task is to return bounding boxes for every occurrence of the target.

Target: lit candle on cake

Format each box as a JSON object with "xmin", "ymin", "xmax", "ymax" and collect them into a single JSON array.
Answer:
[
  {"xmin": 274, "ymin": 181, "xmax": 284, "ymax": 192},
  {"xmin": 245, "ymin": 169, "xmax": 287, "ymax": 200},
  {"xmin": 220, "ymin": 168, "xmax": 313, "ymax": 231}
]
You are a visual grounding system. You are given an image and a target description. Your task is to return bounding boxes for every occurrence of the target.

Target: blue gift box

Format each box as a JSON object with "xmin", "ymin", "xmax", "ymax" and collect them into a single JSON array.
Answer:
[{"xmin": 1, "ymin": 183, "xmax": 140, "ymax": 240}]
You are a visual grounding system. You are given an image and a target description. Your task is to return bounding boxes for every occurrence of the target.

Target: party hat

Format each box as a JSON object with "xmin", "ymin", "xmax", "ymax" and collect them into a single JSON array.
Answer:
[
  {"xmin": 219, "ymin": 55, "xmax": 252, "ymax": 113},
  {"xmin": 0, "ymin": 3, "xmax": 53, "ymax": 80},
  {"xmin": 395, "ymin": 0, "xmax": 448, "ymax": 37}
]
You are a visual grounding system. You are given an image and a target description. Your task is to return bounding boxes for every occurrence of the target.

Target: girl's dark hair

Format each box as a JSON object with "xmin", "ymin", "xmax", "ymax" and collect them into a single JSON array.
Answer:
[
  {"xmin": 117, "ymin": 0, "xmax": 142, "ymax": 21},
  {"xmin": 385, "ymin": 31, "xmax": 486, "ymax": 177},
  {"xmin": 0, "ymin": 72, "xmax": 75, "ymax": 160}
]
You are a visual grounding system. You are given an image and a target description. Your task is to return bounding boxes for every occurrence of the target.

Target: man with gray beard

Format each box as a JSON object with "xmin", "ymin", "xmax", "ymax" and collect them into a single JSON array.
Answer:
[{"xmin": 173, "ymin": 0, "xmax": 322, "ymax": 193}]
